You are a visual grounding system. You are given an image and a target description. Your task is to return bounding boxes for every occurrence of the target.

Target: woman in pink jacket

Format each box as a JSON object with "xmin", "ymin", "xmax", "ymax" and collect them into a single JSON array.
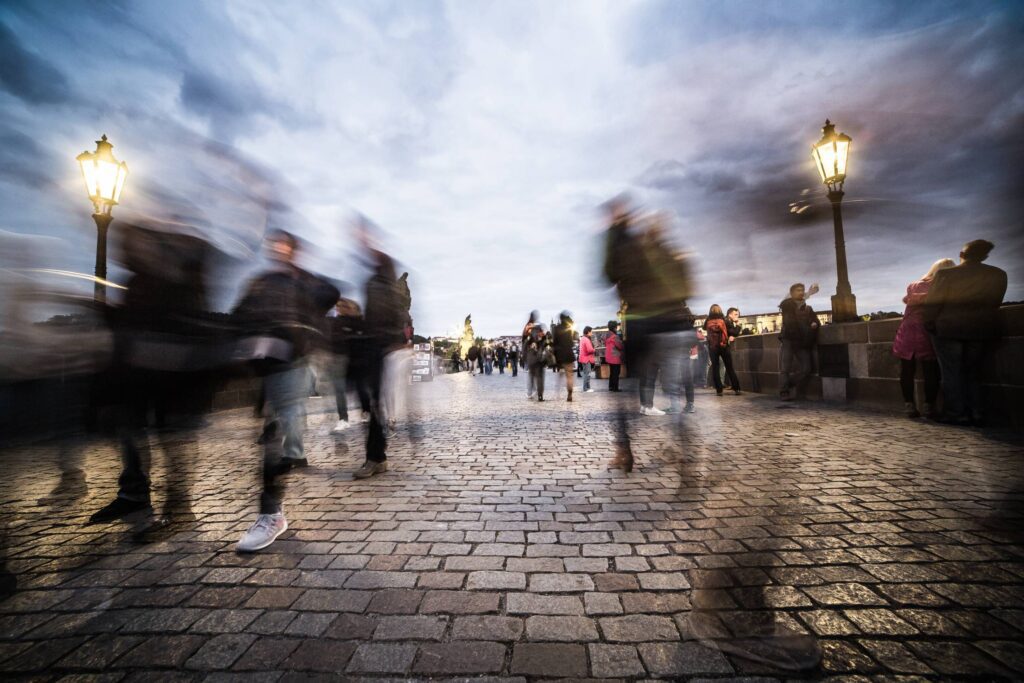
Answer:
[
  {"xmin": 892, "ymin": 258, "xmax": 954, "ymax": 418},
  {"xmin": 604, "ymin": 320, "xmax": 624, "ymax": 392},
  {"xmin": 579, "ymin": 326, "xmax": 596, "ymax": 392}
]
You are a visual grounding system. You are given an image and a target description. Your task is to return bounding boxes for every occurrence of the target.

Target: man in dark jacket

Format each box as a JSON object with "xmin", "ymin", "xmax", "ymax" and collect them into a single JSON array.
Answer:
[
  {"xmin": 603, "ymin": 200, "xmax": 696, "ymax": 471},
  {"xmin": 778, "ymin": 282, "xmax": 820, "ymax": 400},
  {"xmin": 234, "ymin": 230, "xmax": 339, "ymax": 551},
  {"xmin": 552, "ymin": 311, "xmax": 577, "ymax": 401},
  {"xmin": 923, "ymin": 239, "xmax": 1007, "ymax": 425},
  {"xmin": 353, "ymin": 228, "xmax": 407, "ymax": 478},
  {"xmin": 88, "ymin": 224, "xmax": 221, "ymax": 535},
  {"xmin": 495, "ymin": 343, "xmax": 507, "ymax": 374}
]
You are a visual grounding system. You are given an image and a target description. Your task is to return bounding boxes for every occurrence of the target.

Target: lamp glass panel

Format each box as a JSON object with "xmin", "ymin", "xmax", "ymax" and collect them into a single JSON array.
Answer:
[
  {"xmin": 112, "ymin": 163, "xmax": 128, "ymax": 203},
  {"xmin": 813, "ymin": 141, "xmax": 838, "ymax": 183},
  {"xmin": 834, "ymin": 139, "xmax": 850, "ymax": 178},
  {"xmin": 95, "ymin": 158, "xmax": 120, "ymax": 201},
  {"xmin": 79, "ymin": 158, "xmax": 99, "ymax": 198}
]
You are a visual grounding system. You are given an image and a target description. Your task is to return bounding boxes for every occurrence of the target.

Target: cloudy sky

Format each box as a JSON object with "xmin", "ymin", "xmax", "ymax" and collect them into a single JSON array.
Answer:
[{"xmin": 1, "ymin": 0, "xmax": 1021, "ymax": 337}]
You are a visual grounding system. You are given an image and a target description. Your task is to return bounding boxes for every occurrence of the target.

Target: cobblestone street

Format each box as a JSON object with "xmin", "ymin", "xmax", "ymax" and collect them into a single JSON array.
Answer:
[{"xmin": 2, "ymin": 371, "xmax": 1024, "ymax": 681}]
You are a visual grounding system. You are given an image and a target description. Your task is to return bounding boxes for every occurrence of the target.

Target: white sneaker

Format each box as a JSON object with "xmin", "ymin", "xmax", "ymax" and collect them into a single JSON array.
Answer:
[
  {"xmin": 331, "ymin": 420, "xmax": 350, "ymax": 433},
  {"xmin": 353, "ymin": 460, "xmax": 388, "ymax": 479},
  {"xmin": 237, "ymin": 512, "xmax": 287, "ymax": 552},
  {"xmin": 584, "ymin": 389, "xmax": 594, "ymax": 393},
  {"xmin": 641, "ymin": 406, "xmax": 666, "ymax": 416}
]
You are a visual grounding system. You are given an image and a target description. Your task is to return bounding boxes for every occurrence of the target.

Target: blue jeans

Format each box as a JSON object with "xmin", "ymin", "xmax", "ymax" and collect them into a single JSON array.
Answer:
[
  {"xmin": 261, "ymin": 362, "xmax": 308, "ymax": 513},
  {"xmin": 582, "ymin": 362, "xmax": 592, "ymax": 391},
  {"xmin": 484, "ymin": 359, "xmax": 493, "ymax": 374},
  {"xmin": 639, "ymin": 330, "xmax": 696, "ymax": 408}
]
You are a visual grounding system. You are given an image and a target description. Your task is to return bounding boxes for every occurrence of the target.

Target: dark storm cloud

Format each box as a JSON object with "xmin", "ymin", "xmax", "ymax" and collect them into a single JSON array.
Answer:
[
  {"xmin": 0, "ymin": 129, "xmax": 59, "ymax": 189},
  {"xmin": 0, "ymin": 21, "xmax": 74, "ymax": 105},
  {"xmin": 178, "ymin": 66, "xmax": 320, "ymax": 144}
]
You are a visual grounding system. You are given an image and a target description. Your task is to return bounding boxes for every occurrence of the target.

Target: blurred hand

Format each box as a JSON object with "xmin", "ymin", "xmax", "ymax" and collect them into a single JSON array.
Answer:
[{"xmin": 808, "ymin": 283, "xmax": 820, "ymax": 296}]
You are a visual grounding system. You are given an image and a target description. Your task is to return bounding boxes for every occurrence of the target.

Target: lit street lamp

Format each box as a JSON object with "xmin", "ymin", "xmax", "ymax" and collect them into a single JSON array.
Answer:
[
  {"xmin": 811, "ymin": 119, "xmax": 857, "ymax": 323},
  {"xmin": 76, "ymin": 134, "xmax": 129, "ymax": 303}
]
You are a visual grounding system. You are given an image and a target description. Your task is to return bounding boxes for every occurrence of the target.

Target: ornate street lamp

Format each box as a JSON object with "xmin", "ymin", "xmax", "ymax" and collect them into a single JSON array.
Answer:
[
  {"xmin": 811, "ymin": 119, "xmax": 857, "ymax": 322},
  {"xmin": 77, "ymin": 134, "xmax": 129, "ymax": 303}
]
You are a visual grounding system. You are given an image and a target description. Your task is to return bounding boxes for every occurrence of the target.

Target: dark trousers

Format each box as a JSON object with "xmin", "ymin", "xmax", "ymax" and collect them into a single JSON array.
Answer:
[
  {"xmin": 709, "ymin": 345, "xmax": 739, "ymax": 392},
  {"xmin": 498, "ymin": 359, "xmax": 505, "ymax": 374},
  {"xmin": 510, "ymin": 357, "xmax": 519, "ymax": 376},
  {"xmin": 779, "ymin": 340, "xmax": 813, "ymax": 395},
  {"xmin": 365, "ymin": 350, "xmax": 388, "ymax": 462},
  {"xmin": 899, "ymin": 357, "xmax": 940, "ymax": 405},
  {"xmin": 931, "ymin": 336, "xmax": 986, "ymax": 420},
  {"xmin": 608, "ymin": 363, "xmax": 621, "ymax": 391}
]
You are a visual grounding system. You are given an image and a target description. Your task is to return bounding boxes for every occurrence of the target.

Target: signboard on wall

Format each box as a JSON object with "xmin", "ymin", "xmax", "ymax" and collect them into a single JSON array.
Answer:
[{"xmin": 411, "ymin": 343, "xmax": 433, "ymax": 382}]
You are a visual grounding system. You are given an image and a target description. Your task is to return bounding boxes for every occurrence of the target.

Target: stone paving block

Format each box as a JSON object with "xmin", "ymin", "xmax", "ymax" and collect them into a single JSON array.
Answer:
[
  {"xmin": 282, "ymin": 639, "xmax": 358, "ymax": 672},
  {"xmin": 185, "ymin": 633, "xmax": 257, "ymax": 670},
  {"xmin": 419, "ymin": 590, "xmax": 499, "ymax": 614},
  {"xmin": 117, "ymin": 635, "xmax": 206, "ymax": 669},
  {"xmin": 525, "ymin": 616, "xmax": 600, "ymax": 641},
  {"xmin": 805, "ymin": 583, "xmax": 887, "ymax": 606},
  {"xmin": 284, "ymin": 612, "xmax": 336, "ymax": 637},
  {"xmin": 600, "ymin": 614, "xmax": 679, "ymax": 641},
  {"xmin": 412, "ymin": 641, "xmax": 506, "ymax": 674},
  {"xmin": 290, "ymin": 589, "xmax": 372, "ymax": 612},
  {"xmin": 637, "ymin": 572, "xmax": 691, "ymax": 590},
  {"xmin": 467, "ymin": 570, "xmax": 527, "ymax": 590},
  {"xmin": 588, "ymin": 643, "xmax": 646, "ymax": 678},
  {"xmin": 366, "ymin": 589, "xmax": 424, "ymax": 614},
  {"xmin": 346, "ymin": 643, "xmax": 417, "ymax": 674},
  {"xmin": 528, "ymin": 573, "xmax": 595, "ymax": 592},
  {"xmin": 638, "ymin": 642, "xmax": 734, "ymax": 676},
  {"xmin": 452, "ymin": 615, "xmax": 525, "ymax": 641},
  {"xmin": 323, "ymin": 613, "xmax": 379, "ymax": 640},
  {"xmin": 506, "ymin": 593, "xmax": 584, "ymax": 615},
  {"xmin": 55, "ymin": 635, "xmax": 142, "ymax": 670},
  {"xmin": 510, "ymin": 643, "xmax": 588, "ymax": 677},
  {"xmin": 373, "ymin": 615, "xmax": 447, "ymax": 640},
  {"xmin": 584, "ymin": 592, "xmax": 623, "ymax": 615}
]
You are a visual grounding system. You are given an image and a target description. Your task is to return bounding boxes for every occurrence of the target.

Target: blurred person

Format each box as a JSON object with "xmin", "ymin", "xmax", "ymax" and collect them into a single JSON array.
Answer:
[
  {"xmin": 483, "ymin": 344, "xmax": 494, "ymax": 375},
  {"xmin": 579, "ymin": 326, "xmax": 596, "ymax": 392},
  {"xmin": 232, "ymin": 229, "xmax": 339, "ymax": 551},
  {"xmin": 605, "ymin": 320, "xmax": 623, "ymax": 391},
  {"xmin": 450, "ymin": 348, "xmax": 461, "ymax": 373},
  {"xmin": 354, "ymin": 222, "xmax": 408, "ymax": 477},
  {"xmin": 924, "ymin": 239, "xmax": 1008, "ymax": 426},
  {"xmin": 328, "ymin": 297, "xmax": 362, "ymax": 433},
  {"xmin": 778, "ymin": 282, "xmax": 820, "ymax": 401},
  {"xmin": 694, "ymin": 327, "xmax": 709, "ymax": 388},
  {"xmin": 725, "ymin": 307, "xmax": 743, "ymax": 388},
  {"xmin": 466, "ymin": 343, "xmax": 480, "ymax": 375},
  {"xmin": 496, "ymin": 342, "xmax": 507, "ymax": 374},
  {"xmin": 88, "ymin": 223, "xmax": 222, "ymax": 536},
  {"xmin": 552, "ymin": 311, "xmax": 576, "ymax": 401},
  {"xmin": 524, "ymin": 321, "xmax": 551, "ymax": 401},
  {"xmin": 892, "ymin": 258, "xmax": 955, "ymax": 418},
  {"xmin": 508, "ymin": 342, "xmax": 520, "ymax": 377},
  {"xmin": 603, "ymin": 200, "xmax": 697, "ymax": 471},
  {"xmin": 703, "ymin": 305, "xmax": 741, "ymax": 396}
]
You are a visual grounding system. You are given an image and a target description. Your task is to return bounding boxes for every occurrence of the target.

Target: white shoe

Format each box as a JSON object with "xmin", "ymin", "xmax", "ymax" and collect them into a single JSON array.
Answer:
[
  {"xmin": 353, "ymin": 460, "xmax": 388, "ymax": 479},
  {"xmin": 237, "ymin": 512, "xmax": 287, "ymax": 552},
  {"xmin": 584, "ymin": 389, "xmax": 594, "ymax": 393},
  {"xmin": 331, "ymin": 420, "xmax": 350, "ymax": 433},
  {"xmin": 641, "ymin": 406, "xmax": 666, "ymax": 416}
]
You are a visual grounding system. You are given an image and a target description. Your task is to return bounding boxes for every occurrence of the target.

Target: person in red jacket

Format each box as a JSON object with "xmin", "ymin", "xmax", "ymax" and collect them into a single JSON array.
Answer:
[
  {"xmin": 579, "ymin": 326, "xmax": 596, "ymax": 392},
  {"xmin": 703, "ymin": 304, "xmax": 740, "ymax": 396},
  {"xmin": 604, "ymin": 320, "xmax": 624, "ymax": 392}
]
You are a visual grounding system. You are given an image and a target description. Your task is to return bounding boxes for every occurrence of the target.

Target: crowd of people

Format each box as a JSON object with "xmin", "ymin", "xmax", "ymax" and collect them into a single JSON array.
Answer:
[
  {"xmin": 5, "ymin": 196, "xmax": 1009, "ymax": 557},
  {"xmin": 68, "ymin": 215, "xmax": 417, "ymax": 554}
]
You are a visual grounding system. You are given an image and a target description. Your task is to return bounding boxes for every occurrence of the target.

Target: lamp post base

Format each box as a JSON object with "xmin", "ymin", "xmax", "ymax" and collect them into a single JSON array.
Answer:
[{"xmin": 831, "ymin": 292, "xmax": 858, "ymax": 323}]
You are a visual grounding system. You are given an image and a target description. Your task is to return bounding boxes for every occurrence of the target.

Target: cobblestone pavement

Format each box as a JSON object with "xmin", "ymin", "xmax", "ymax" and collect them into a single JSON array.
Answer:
[{"xmin": 2, "ymin": 370, "xmax": 1024, "ymax": 681}]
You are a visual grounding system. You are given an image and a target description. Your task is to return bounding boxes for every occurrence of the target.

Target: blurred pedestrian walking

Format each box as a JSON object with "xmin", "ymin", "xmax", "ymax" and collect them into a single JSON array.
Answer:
[
  {"xmin": 778, "ymin": 282, "xmax": 820, "ymax": 401},
  {"xmin": 552, "ymin": 311, "xmax": 576, "ymax": 401},
  {"xmin": 233, "ymin": 229, "xmax": 338, "ymax": 551}
]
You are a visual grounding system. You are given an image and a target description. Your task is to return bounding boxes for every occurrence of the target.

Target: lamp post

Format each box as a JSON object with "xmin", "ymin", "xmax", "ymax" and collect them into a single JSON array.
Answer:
[
  {"xmin": 76, "ymin": 134, "xmax": 129, "ymax": 303},
  {"xmin": 810, "ymin": 119, "xmax": 857, "ymax": 323}
]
